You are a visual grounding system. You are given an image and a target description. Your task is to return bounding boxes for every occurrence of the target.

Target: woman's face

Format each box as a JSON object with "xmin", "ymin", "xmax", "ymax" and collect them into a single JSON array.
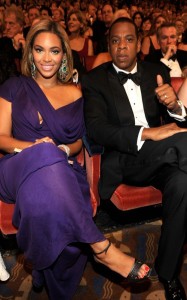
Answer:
[
  {"xmin": 142, "ymin": 19, "xmax": 152, "ymax": 31},
  {"xmin": 155, "ymin": 17, "xmax": 166, "ymax": 29},
  {"xmin": 32, "ymin": 32, "xmax": 63, "ymax": 80},
  {"xmin": 68, "ymin": 13, "xmax": 82, "ymax": 33},
  {"xmin": 134, "ymin": 14, "xmax": 142, "ymax": 27}
]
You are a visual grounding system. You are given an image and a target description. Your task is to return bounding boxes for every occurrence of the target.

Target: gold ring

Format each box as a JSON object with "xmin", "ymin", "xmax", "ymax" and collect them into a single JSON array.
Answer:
[{"xmin": 164, "ymin": 94, "xmax": 168, "ymax": 99}]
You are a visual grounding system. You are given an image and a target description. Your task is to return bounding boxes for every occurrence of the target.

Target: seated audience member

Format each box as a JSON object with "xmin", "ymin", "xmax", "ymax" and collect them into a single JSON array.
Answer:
[
  {"xmin": 52, "ymin": 8, "xmax": 66, "ymax": 29},
  {"xmin": 40, "ymin": 5, "xmax": 52, "ymax": 19},
  {"xmin": 85, "ymin": 3, "xmax": 97, "ymax": 27},
  {"xmin": 72, "ymin": 49, "xmax": 86, "ymax": 82},
  {"xmin": 82, "ymin": 17, "xmax": 187, "ymax": 300},
  {"xmin": 67, "ymin": 9, "xmax": 94, "ymax": 62},
  {"xmin": 0, "ymin": 6, "xmax": 25, "ymax": 72},
  {"xmin": 138, "ymin": 16, "xmax": 152, "ymax": 41},
  {"xmin": 129, "ymin": 4, "xmax": 138, "ymax": 18},
  {"xmin": 175, "ymin": 18, "xmax": 185, "ymax": 44},
  {"xmin": 94, "ymin": 3, "xmax": 114, "ymax": 54},
  {"xmin": 23, "ymin": 6, "xmax": 40, "ymax": 38},
  {"xmin": 0, "ymin": 19, "xmax": 151, "ymax": 297},
  {"xmin": 178, "ymin": 28, "xmax": 187, "ymax": 51},
  {"xmin": 91, "ymin": 9, "xmax": 131, "ymax": 69},
  {"xmin": 112, "ymin": 8, "xmax": 131, "ymax": 21},
  {"xmin": 83, "ymin": 3, "xmax": 98, "ymax": 40},
  {"xmin": 145, "ymin": 23, "xmax": 187, "ymax": 77},
  {"xmin": 50, "ymin": 1, "xmax": 58, "ymax": 14},
  {"xmin": 140, "ymin": 14, "xmax": 167, "ymax": 60},
  {"xmin": 132, "ymin": 11, "xmax": 144, "ymax": 32}
]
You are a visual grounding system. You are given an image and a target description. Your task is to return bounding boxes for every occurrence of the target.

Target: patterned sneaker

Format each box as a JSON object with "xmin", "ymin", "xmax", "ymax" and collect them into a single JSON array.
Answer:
[{"xmin": 0, "ymin": 252, "xmax": 10, "ymax": 281}]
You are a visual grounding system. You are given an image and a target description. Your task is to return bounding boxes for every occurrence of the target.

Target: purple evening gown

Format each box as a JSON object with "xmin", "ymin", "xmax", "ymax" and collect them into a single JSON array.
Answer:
[{"xmin": 0, "ymin": 75, "xmax": 104, "ymax": 299}]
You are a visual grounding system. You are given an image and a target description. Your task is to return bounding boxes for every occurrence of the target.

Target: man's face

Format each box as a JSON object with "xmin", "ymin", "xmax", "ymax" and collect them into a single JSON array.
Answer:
[
  {"xmin": 4, "ymin": 12, "xmax": 23, "ymax": 38},
  {"xmin": 130, "ymin": 5, "xmax": 138, "ymax": 17},
  {"xmin": 102, "ymin": 4, "xmax": 113, "ymax": 26},
  {"xmin": 28, "ymin": 8, "xmax": 40, "ymax": 24},
  {"xmin": 108, "ymin": 21, "xmax": 140, "ymax": 71},
  {"xmin": 157, "ymin": 27, "xmax": 177, "ymax": 54},
  {"xmin": 175, "ymin": 20, "xmax": 184, "ymax": 35}
]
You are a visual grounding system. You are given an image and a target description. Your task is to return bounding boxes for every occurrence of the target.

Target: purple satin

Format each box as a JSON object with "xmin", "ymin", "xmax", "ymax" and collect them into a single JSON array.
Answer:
[{"xmin": 0, "ymin": 76, "xmax": 104, "ymax": 299}]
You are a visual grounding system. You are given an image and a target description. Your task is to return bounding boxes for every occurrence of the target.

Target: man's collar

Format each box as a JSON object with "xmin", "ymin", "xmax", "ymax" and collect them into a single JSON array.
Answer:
[{"xmin": 112, "ymin": 63, "xmax": 138, "ymax": 74}]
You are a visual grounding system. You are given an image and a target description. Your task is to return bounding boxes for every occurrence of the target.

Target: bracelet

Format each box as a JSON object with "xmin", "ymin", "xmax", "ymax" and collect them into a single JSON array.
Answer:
[
  {"xmin": 177, "ymin": 100, "xmax": 183, "ymax": 109},
  {"xmin": 58, "ymin": 144, "xmax": 70, "ymax": 156},
  {"xmin": 170, "ymin": 100, "xmax": 183, "ymax": 114}
]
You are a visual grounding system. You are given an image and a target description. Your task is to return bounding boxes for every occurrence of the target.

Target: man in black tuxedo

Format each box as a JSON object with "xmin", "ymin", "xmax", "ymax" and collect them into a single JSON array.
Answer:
[
  {"xmin": 0, "ymin": 6, "xmax": 25, "ymax": 72},
  {"xmin": 82, "ymin": 17, "xmax": 187, "ymax": 300},
  {"xmin": 145, "ymin": 23, "xmax": 187, "ymax": 77}
]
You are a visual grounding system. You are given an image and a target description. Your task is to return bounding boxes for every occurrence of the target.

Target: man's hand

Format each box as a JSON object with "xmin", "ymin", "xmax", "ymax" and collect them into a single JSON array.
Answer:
[
  {"xmin": 163, "ymin": 44, "xmax": 177, "ymax": 60},
  {"xmin": 155, "ymin": 75, "xmax": 181, "ymax": 114},
  {"xmin": 12, "ymin": 33, "xmax": 25, "ymax": 50},
  {"xmin": 142, "ymin": 123, "xmax": 187, "ymax": 141}
]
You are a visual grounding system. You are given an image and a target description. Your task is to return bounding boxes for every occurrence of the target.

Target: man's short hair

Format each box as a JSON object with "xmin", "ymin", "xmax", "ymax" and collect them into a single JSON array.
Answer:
[
  {"xmin": 109, "ymin": 17, "xmax": 139, "ymax": 39},
  {"xmin": 4, "ymin": 6, "xmax": 25, "ymax": 27},
  {"xmin": 156, "ymin": 22, "xmax": 177, "ymax": 38}
]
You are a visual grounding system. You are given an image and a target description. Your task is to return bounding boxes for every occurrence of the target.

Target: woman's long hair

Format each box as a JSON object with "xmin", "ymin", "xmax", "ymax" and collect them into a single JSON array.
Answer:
[{"xmin": 21, "ymin": 19, "xmax": 73, "ymax": 83}]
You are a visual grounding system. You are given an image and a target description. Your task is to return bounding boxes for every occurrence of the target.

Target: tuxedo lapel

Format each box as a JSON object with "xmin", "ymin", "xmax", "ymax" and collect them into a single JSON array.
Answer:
[{"xmin": 107, "ymin": 64, "xmax": 135, "ymax": 125}]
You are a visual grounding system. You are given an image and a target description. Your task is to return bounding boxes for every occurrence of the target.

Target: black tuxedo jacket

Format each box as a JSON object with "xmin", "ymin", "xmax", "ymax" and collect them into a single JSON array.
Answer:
[
  {"xmin": 0, "ymin": 37, "xmax": 22, "ymax": 60},
  {"xmin": 145, "ymin": 49, "xmax": 187, "ymax": 72},
  {"xmin": 82, "ymin": 61, "xmax": 171, "ymax": 199}
]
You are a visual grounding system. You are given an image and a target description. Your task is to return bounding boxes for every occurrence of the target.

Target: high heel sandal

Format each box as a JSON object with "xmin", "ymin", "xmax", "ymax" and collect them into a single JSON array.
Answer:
[{"xmin": 93, "ymin": 240, "xmax": 152, "ymax": 282}]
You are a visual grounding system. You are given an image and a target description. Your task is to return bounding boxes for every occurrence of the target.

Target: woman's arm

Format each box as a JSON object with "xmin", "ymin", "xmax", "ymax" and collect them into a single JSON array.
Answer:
[
  {"xmin": 0, "ymin": 97, "xmax": 33, "ymax": 153},
  {"xmin": 140, "ymin": 36, "xmax": 151, "ymax": 56},
  {"xmin": 88, "ymin": 39, "xmax": 94, "ymax": 56},
  {"xmin": 58, "ymin": 139, "xmax": 82, "ymax": 157},
  {"xmin": 178, "ymin": 78, "xmax": 187, "ymax": 106}
]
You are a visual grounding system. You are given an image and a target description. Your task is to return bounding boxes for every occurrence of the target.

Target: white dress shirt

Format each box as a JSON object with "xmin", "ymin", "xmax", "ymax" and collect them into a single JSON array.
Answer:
[
  {"xmin": 113, "ymin": 63, "xmax": 186, "ymax": 150},
  {"xmin": 160, "ymin": 57, "xmax": 182, "ymax": 77}
]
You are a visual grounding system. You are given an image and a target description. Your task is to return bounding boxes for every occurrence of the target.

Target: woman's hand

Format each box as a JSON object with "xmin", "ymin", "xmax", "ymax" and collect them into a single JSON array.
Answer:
[{"xmin": 33, "ymin": 137, "xmax": 55, "ymax": 145}]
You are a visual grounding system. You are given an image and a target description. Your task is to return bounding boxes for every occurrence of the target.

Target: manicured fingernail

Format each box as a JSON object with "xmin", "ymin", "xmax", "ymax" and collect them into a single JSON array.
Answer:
[{"xmin": 145, "ymin": 266, "xmax": 150, "ymax": 271}]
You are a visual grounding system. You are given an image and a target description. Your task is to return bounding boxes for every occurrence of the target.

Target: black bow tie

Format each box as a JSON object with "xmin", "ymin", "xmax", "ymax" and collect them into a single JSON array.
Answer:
[
  {"xmin": 118, "ymin": 71, "xmax": 141, "ymax": 85},
  {"xmin": 170, "ymin": 54, "xmax": 177, "ymax": 61}
]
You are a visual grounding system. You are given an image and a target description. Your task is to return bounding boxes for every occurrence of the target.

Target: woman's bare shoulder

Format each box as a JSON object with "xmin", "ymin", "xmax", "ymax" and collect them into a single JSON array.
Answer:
[{"xmin": 60, "ymin": 83, "xmax": 82, "ymax": 102}]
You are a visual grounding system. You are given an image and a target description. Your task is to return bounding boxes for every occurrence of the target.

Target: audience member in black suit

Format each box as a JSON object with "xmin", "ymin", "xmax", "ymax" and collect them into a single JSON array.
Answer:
[
  {"xmin": 72, "ymin": 49, "xmax": 86, "ymax": 83},
  {"xmin": 145, "ymin": 23, "xmax": 187, "ymax": 77},
  {"xmin": 82, "ymin": 17, "xmax": 187, "ymax": 300},
  {"xmin": 94, "ymin": 4, "xmax": 114, "ymax": 54},
  {"xmin": 23, "ymin": 6, "xmax": 40, "ymax": 39},
  {"xmin": 0, "ymin": 6, "xmax": 25, "ymax": 70}
]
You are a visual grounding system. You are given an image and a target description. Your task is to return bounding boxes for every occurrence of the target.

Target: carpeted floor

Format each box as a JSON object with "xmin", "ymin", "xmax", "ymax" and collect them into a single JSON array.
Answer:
[{"xmin": 0, "ymin": 214, "xmax": 187, "ymax": 300}]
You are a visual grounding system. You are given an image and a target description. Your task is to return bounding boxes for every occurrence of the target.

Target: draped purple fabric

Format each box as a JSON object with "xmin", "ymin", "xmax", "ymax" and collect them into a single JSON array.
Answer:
[{"xmin": 0, "ymin": 76, "xmax": 104, "ymax": 299}]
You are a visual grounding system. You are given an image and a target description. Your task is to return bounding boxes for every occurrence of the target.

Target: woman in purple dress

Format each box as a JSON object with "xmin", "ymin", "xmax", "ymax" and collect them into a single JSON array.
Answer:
[{"xmin": 0, "ymin": 20, "xmax": 151, "ymax": 299}]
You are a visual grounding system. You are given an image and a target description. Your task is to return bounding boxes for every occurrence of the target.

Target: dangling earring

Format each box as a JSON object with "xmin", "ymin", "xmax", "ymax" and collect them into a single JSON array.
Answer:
[
  {"xmin": 58, "ymin": 54, "xmax": 69, "ymax": 81},
  {"xmin": 31, "ymin": 61, "xmax": 36, "ymax": 78},
  {"xmin": 29, "ymin": 54, "xmax": 36, "ymax": 78}
]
